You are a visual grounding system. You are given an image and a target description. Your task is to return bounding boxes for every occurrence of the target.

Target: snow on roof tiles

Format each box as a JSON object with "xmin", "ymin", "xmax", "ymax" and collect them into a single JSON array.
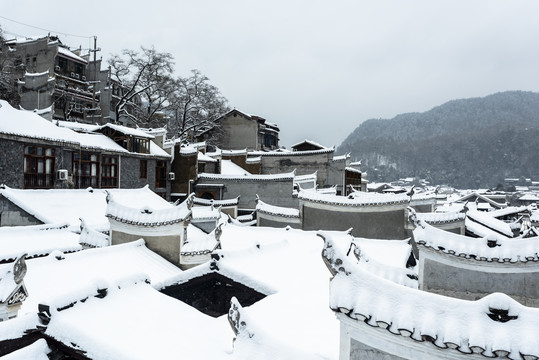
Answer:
[
  {"xmin": 198, "ymin": 171, "xmax": 295, "ymax": 182},
  {"xmin": 411, "ymin": 212, "xmax": 538, "ymax": 263},
  {"xmin": 0, "ymin": 224, "xmax": 82, "ymax": 262},
  {"xmin": 290, "ymin": 139, "xmax": 327, "ymax": 149},
  {"xmin": 0, "ymin": 239, "xmax": 183, "ymax": 317},
  {"xmin": 467, "ymin": 210, "xmax": 515, "ymax": 238},
  {"xmin": 40, "ymin": 280, "xmax": 233, "ymax": 360},
  {"xmin": 57, "ymin": 46, "xmax": 88, "ymax": 64},
  {"xmin": 256, "ymin": 199, "xmax": 300, "ymax": 218},
  {"xmin": 106, "ymin": 195, "xmax": 190, "ymax": 226},
  {"xmin": 416, "ymin": 211, "xmax": 466, "ymax": 224},
  {"xmin": 320, "ymin": 231, "xmax": 539, "ymax": 359},
  {"xmin": 299, "ymin": 189, "xmax": 410, "ymax": 207},
  {"xmin": 97, "ymin": 123, "xmax": 154, "ymax": 139},
  {"xmin": 249, "ymin": 147, "xmax": 335, "ymax": 157},
  {"xmin": 0, "ymin": 186, "xmax": 172, "ymax": 232},
  {"xmin": 193, "ymin": 196, "xmax": 240, "ymax": 207}
]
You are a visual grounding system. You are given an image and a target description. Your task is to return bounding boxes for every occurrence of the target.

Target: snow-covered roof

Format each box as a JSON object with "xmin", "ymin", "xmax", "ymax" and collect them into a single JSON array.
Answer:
[
  {"xmin": 0, "ymin": 239, "xmax": 183, "ymax": 317},
  {"xmin": 290, "ymin": 139, "xmax": 327, "ymax": 150},
  {"xmin": 344, "ymin": 166, "xmax": 361, "ymax": 174},
  {"xmin": 320, "ymin": 231, "xmax": 539, "ymax": 359},
  {"xmin": 181, "ymin": 225, "xmax": 219, "ymax": 255},
  {"xmin": 416, "ymin": 211, "xmax": 465, "ymax": 224},
  {"xmin": 467, "ymin": 210, "xmax": 515, "ymax": 238},
  {"xmin": 249, "ymin": 146, "xmax": 335, "ymax": 157},
  {"xmin": 39, "ymin": 279, "xmax": 236, "ymax": 359},
  {"xmin": 332, "ymin": 154, "xmax": 349, "ymax": 162},
  {"xmin": 0, "ymin": 186, "xmax": 172, "ymax": 232},
  {"xmin": 411, "ymin": 213, "xmax": 538, "ymax": 263},
  {"xmin": 79, "ymin": 219, "xmax": 109, "ymax": 248},
  {"xmin": 256, "ymin": 198, "xmax": 300, "ymax": 218},
  {"xmin": 55, "ymin": 120, "xmax": 100, "ymax": 133},
  {"xmin": 193, "ymin": 196, "xmax": 240, "ymax": 207},
  {"xmin": 0, "ymin": 338, "xmax": 50, "ymax": 359},
  {"xmin": 106, "ymin": 194, "xmax": 190, "ymax": 226},
  {"xmin": 57, "ymin": 46, "xmax": 88, "ymax": 65},
  {"xmin": 198, "ymin": 151, "xmax": 217, "ymax": 163},
  {"xmin": 488, "ymin": 206, "xmax": 532, "ymax": 218},
  {"xmin": 454, "ymin": 192, "xmax": 507, "ymax": 209},
  {"xmin": 191, "ymin": 205, "xmax": 221, "ymax": 221},
  {"xmin": 0, "ymin": 100, "xmax": 80, "ymax": 146},
  {"xmin": 199, "ymin": 171, "xmax": 296, "ymax": 182},
  {"xmin": 298, "ymin": 189, "xmax": 409, "ymax": 207},
  {"xmin": 0, "ymin": 102, "xmax": 169, "ymax": 157},
  {"xmin": 220, "ymin": 160, "xmax": 251, "ymax": 175},
  {"xmin": 97, "ymin": 123, "xmax": 154, "ymax": 139},
  {"xmin": 0, "ymin": 223, "xmax": 81, "ymax": 262}
]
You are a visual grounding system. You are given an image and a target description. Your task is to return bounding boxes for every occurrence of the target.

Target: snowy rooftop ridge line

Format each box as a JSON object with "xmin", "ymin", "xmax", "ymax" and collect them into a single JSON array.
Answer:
[
  {"xmin": 319, "ymin": 231, "xmax": 539, "ymax": 359},
  {"xmin": 105, "ymin": 194, "xmax": 190, "ymax": 226},
  {"xmin": 198, "ymin": 170, "xmax": 296, "ymax": 182},
  {"xmin": 193, "ymin": 196, "xmax": 240, "ymax": 207},
  {"xmin": 298, "ymin": 189, "xmax": 410, "ymax": 206},
  {"xmin": 411, "ymin": 212, "xmax": 539, "ymax": 263},
  {"xmin": 416, "ymin": 211, "xmax": 466, "ymax": 224},
  {"xmin": 255, "ymin": 198, "xmax": 300, "ymax": 218},
  {"xmin": 248, "ymin": 146, "xmax": 335, "ymax": 157}
]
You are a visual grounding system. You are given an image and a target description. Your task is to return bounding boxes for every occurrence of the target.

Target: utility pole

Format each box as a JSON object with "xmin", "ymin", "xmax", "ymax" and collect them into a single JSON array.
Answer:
[{"xmin": 88, "ymin": 36, "xmax": 101, "ymax": 121}]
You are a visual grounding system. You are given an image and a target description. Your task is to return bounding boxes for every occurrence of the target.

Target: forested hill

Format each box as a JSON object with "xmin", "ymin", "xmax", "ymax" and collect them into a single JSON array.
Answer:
[{"xmin": 336, "ymin": 91, "xmax": 539, "ymax": 189}]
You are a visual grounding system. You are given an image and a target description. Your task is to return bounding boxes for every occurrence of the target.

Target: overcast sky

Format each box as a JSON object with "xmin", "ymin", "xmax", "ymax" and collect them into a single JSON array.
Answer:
[{"xmin": 2, "ymin": 1, "xmax": 539, "ymax": 147}]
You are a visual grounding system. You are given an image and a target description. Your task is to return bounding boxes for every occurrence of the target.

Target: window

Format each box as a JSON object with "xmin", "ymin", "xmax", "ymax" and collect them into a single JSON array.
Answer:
[
  {"xmin": 139, "ymin": 159, "xmax": 147, "ymax": 179},
  {"xmin": 155, "ymin": 160, "xmax": 167, "ymax": 188},
  {"xmin": 24, "ymin": 146, "xmax": 55, "ymax": 189},
  {"xmin": 131, "ymin": 137, "xmax": 150, "ymax": 154},
  {"xmin": 101, "ymin": 156, "xmax": 118, "ymax": 188},
  {"xmin": 73, "ymin": 152, "xmax": 99, "ymax": 188}
]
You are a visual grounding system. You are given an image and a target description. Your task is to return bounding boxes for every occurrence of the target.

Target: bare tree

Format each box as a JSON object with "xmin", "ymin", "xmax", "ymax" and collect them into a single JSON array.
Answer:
[
  {"xmin": 0, "ymin": 26, "xmax": 23, "ymax": 107},
  {"xmin": 168, "ymin": 69, "xmax": 229, "ymax": 143},
  {"xmin": 108, "ymin": 46, "xmax": 174, "ymax": 127}
]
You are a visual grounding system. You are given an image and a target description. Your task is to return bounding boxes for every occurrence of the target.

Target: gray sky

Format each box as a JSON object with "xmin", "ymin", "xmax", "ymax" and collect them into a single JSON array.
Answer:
[{"xmin": 2, "ymin": 1, "xmax": 539, "ymax": 148}]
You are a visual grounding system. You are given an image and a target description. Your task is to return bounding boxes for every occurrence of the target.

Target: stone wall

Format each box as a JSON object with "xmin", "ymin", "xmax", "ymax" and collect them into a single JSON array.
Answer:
[
  {"xmin": 419, "ymin": 246, "xmax": 539, "ymax": 307},
  {"xmin": 257, "ymin": 212, "xmax": 301, "ymax": 229},
  {"xmin": 0, "ymin": 196, "xmax": 42, "ymax": 226},
  {"xmin": 258, "ymin": 150, "xmax": 334, "ymax": 187},
  {"xmin": 301, "ymin": 201, "xmax": 409, "ymax": 239},
  {"xmin": 171, "ymin": 150, "xmax": 197, "ymax": 196},
  {"xmin": 0, "ymin": 138, "xmax": 24, "ymax": 188},
  {"xmin": 196, "ymin": 176, "xmax": 296, "ymax": 210},
  {"xmin": 217, "ymin": 114, "xmax": 258, "ymax": 150}
]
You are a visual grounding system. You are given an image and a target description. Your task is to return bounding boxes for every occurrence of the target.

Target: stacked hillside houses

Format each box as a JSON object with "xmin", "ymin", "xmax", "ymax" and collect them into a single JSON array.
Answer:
[{"xmin": 4, "ymin": 35, "xmax": 136, "ymax": 124}]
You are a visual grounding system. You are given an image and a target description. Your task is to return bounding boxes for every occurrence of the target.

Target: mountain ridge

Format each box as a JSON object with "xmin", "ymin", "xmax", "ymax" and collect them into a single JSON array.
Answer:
[{"xmin": 336, "ymin": 91, "xmax": 539, "ymax": 188}]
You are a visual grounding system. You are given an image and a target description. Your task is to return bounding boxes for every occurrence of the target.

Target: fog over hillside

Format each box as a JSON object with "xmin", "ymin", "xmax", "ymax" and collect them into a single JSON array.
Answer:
[{"xmin": 337, "ymin": 91, "xmax": 539, "ymax": 188}]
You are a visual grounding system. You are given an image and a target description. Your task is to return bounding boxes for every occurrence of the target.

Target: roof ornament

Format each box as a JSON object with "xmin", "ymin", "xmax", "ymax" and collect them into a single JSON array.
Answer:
[
  {"xmin": 318, "ymin": 232, "xmax": 351, "ymax": 277},
  {"xmin": 186, "ymin": 193, "xmax": 195, "ymax": 210},
  {"xmin": 460, "ymin": 201, "xmax": 469, "ymax": 214},
  {"xmin": 406, "ymin": 185, "xmax": 416, "ymax": 202},
  {"xmin": 407, "ymin": 207, "xmax": 424, "ymax": 229},
  {"xmin": 228, "ymin": 297, "xmax": 255, "ymax": 339},
  {"xmin": 12, "ymin": 254, "xmax": 27, "ymax": 285}
]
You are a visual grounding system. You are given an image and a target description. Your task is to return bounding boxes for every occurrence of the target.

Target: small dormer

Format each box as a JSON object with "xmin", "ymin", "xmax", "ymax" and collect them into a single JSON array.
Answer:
[{"xmin": 96, "ymin": 124, "xmax": 154, "ymax": 154}]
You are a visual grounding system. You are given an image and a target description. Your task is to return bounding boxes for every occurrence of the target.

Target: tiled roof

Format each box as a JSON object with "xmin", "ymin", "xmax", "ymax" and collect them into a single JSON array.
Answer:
[
  {"xmin": 255, "ymin": 198, "xmax": 300, "ymax": 218},
  {"xmin": 410, "ymin": 210, "xmax": 538, "ymax": 263},
  {"xmin": 106, "ymin": 195, "xmax": 190, "ymax": 226},
  {"xmin": 299, "ymin": 189, "xmax": 409, "ymax": 207},
  {"xmin": 416, "ymin": 211, "xmax": 466, "ymax": 224},
  {"xmin": 249, "ymin": 147, "xmax": 335, "ymax": 157},
  {"xmin": 198, "ymin": 171, "xmax": 295, "ymax": 182},
  {"xmin": 320, "ymin": 231, "xmax": 539, "ymax": 359}
]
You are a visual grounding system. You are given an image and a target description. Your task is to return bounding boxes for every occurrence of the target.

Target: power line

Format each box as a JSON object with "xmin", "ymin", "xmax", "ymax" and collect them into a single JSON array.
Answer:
[{"xmin": 0, "ymin": 15, "xmax": 92, "ymax": 39}]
